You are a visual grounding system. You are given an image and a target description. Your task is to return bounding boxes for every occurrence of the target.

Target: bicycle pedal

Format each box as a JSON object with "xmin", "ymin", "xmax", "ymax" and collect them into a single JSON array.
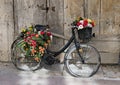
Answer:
[{"xmin": 54, "ymin": 59, "xmax": 60, "ymax": 64}]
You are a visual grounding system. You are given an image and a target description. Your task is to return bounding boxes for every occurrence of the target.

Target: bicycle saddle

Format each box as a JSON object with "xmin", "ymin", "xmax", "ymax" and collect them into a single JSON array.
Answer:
[{"xmin": 35, "ymin": 24, "xmax": 49, "ymax": 31}]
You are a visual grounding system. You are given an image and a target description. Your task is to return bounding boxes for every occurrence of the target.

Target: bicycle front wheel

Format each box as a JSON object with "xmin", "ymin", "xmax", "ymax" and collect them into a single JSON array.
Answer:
[
  {"xmin": 65, "ymin": 44, "xmax": 101, "ymax": 77},
  {"xmin": 11, "ymin": 38, "xmax": 41, "ymax": 71}
]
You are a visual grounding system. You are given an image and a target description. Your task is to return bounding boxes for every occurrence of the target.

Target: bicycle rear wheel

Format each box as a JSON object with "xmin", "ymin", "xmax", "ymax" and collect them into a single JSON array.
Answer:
[
  {"xmin": 65, "ymin": 44, "xmax": 101, "ymax": 77},
  {"xmin": 11, "ymin": 38, "xmax": 41, "ymax": 71}
]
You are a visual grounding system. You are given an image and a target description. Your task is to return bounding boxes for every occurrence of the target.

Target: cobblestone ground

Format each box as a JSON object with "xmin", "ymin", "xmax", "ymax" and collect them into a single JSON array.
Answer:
[{"xmin": 0, "ymin": 62, "xmax": 120, "ymax": 85}]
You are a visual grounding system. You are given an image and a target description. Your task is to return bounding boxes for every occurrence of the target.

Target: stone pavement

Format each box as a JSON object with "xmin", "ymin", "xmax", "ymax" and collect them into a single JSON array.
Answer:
[{"xmin": 0, "ymin": 62, "xmax": 120, "ymax": 85}]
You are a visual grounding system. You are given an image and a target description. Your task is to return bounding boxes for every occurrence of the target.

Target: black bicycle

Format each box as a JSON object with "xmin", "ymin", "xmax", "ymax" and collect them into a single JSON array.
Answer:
[{"xmin": 11, "ymin": 21, "xmax": 101, "ymax": 77}]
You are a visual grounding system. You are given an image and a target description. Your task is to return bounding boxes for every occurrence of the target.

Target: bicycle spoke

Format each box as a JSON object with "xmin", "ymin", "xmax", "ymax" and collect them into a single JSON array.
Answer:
[
  {"xmin": 11, "ymin": 39, "xmax": 41, "ymax": 71},
  {"xmin": 65, "ymin": 44, "xmax": 101, "ymax": 77}
]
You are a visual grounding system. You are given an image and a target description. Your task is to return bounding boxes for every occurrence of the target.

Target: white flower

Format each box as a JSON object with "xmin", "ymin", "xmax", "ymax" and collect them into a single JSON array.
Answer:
[
  {"xmin": 38, "ymin": 31, "xmax": 41, "ymax": 35},
  {"xmin": 50, "ymin": 35, "xmax": 53, "ymax": 41},
  {"xmin": 21, "ymin": 54, "xmax": 25, "ymax": 57},
  {"xmin": 80, "ymin": 20, "xmax": 84, "ymax": 24},
  {"xmin": 78, "ymin": 25, "xmax": 83, "ymax": 30},
  {"xmin": 87, "ymin": 23, "xmax": 92, "ymax": 27}
]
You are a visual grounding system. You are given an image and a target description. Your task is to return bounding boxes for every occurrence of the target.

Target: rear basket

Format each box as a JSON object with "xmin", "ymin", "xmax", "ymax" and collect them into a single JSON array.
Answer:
[{"xmin": 78, "ymin": 27, "xmax": 92, "ymax": 42}]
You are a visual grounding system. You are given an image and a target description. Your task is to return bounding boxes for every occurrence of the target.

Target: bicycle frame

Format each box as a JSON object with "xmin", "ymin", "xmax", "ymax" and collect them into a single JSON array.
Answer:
[
  {"xmin": 47, "ymin": 34, "xmax": 74, "ymax": 56},
  {"xmin": 46, "ymin": 27, "xmax": 84, "ymax": 63}
]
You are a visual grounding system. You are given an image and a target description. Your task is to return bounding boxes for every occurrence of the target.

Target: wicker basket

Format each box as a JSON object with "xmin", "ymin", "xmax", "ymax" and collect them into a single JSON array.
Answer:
[{"xmin": 78, "ymin": 27, "xmax": 92, "ymax": 42}]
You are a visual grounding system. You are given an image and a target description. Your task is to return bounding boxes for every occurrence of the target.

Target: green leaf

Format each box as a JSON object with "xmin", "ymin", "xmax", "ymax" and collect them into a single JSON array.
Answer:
[
  {"xmin": 32, "ymin": 36, "xmax": 42, "ymax": 41},
  {"xmin": 26, "ymin": 48, "xmax": 31, "ymax": 57},
  {"xmin": 17, "ymin": 41, "xmax": 25, "ymax": 48}
]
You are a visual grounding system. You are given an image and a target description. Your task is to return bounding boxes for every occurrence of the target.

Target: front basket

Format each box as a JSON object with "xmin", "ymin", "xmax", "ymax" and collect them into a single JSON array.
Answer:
[{"xmin": 78, "ymin": 27, "xmax": 92, "ymax": 42}]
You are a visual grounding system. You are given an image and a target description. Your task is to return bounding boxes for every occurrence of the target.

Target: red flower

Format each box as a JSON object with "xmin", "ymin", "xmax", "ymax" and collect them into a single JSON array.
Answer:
[
  {"xmin": 40, "ymin": 31, "xmax": 45, "ymax": 35},
  {"xmin": 77, "ymin": 22, "xmax": 81, "ymax": 26},
  {"xmin": 24, "ymin": 38, "xmax": 27, "ymax": 42},
  {"xmin": 47, "ymin": 32, "xmax": 52, "ymax": 36},
  {"xmin": 83, "ymin": 19, "xmax": 88, "ymax": 27},
  {"xmin": 30, "ymin": 40, "xmax": 37, "ymax": 47},
  {"xmin": 91, "ymin": 21, "xmax": 95, "ymax": 27},
  {"xmin": 31, "ymin": 33, "xmax": 36, "ymax": 36}
]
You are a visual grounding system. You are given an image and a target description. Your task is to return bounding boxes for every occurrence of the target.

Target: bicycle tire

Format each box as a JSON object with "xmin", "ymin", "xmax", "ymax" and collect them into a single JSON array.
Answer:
[
  {"xmin": 11, "ymin": 38, "xmax": 41, "ymax": 71},
  {"xmin": 65, "ymin": 44, "xmax": 101, "ymax": 77}
]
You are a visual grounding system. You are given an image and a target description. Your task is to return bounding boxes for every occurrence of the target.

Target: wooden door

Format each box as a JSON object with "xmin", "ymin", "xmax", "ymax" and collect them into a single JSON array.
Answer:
[
  {"xmin": 64, "ymin": 0, "xmax": 120, "ymax": 64},
  {"xmin": 14, "ymin": 0, "xmax": 64, "ymax": 51},
  {"xmin": 88, "ymin": 0, "xmax": 120, "ymax": 64},
  {"xmin": 47, "ymin": 0, "xmax": 64, "ymax": 51},
  {"xmin": 0, "ymin": 0, "xmax": 64, "ymax": 61},
  {"xmin": 64, "ymin": 0, "xmax": 84, "ymax": 39},
  {"xmin": 0, "ymin": 0, "xmax": 47, "ymax": 61},
  {"xmin": 0, "ymin": 0, "xmax": 14, "ymax": 61},
  {"xmin": 14, "ymin": 0, "xmax": 47, "ymax": 35},
  {"xmin": 0, "ymin": 0, "xmax": 120, "ymax": 64}
]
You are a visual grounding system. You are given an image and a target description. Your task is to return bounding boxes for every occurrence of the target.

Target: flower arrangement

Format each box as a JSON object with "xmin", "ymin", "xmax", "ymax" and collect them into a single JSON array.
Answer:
[
  {"xmin": 19, "ymin": 26, "xmax": 52, "ymax": 62},
  {"xmin": 72, "ymin": 17, "xmax": 95, "ymax": 30}
]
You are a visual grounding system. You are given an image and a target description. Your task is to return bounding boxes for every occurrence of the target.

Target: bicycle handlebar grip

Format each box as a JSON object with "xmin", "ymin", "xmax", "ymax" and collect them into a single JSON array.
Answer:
[{"xmin": 92, "ymin": 33, "xmax": 95, "ymax": 37}]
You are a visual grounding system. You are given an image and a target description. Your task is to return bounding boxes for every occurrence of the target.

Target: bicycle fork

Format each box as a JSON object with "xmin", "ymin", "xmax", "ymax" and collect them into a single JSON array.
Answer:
[
  {"xmin": 75, "ymin": 42, "xmax": 85, "ymax": 64},
  {"xmin": 72, "ymin": 28, "xmax": 85, "ymax": 64}
]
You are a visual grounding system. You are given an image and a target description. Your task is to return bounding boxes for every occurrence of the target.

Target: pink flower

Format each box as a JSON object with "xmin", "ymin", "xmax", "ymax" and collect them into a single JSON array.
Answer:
[
  {"xmin": 26, "ymin": 32, "xmax": 30, "ymax": 35},
  {"xmin": 27, "ymin": 36, "xmax": 31, "ymax": 39},
  {"xmin": 30, "ymin": 40, "xmax": 37, "ymax": 47}
]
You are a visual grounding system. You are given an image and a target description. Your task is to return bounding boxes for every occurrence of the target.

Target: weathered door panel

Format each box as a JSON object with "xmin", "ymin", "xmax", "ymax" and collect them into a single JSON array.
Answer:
[
  {"xmin": 64, "ymin": 0, "xmax": 84, "ymax": 39},
  {"xmin": 0, "ymin": 0, "xmax": 120, "ymax": 64},
  {"xmin": 0, "ymin": 0, "xmax": 14, "ymax": 61},
  {"xmin": 64, "ymin": 0, "xmax": 120, "ymax": 64},
  {"xmin": 87, "ymin": 0, "xmax": 100, "ymax": 35},
  {"xmin": 88, "ymin": 0, "xmax": 120, "ymax": 64},
  {"xmin": 47, "ymin": 0, "xmax": 64, "ymax": 51},
  {"xmin": 14, "ymin": 0, "xmax": 46, "ymax": 35}
]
